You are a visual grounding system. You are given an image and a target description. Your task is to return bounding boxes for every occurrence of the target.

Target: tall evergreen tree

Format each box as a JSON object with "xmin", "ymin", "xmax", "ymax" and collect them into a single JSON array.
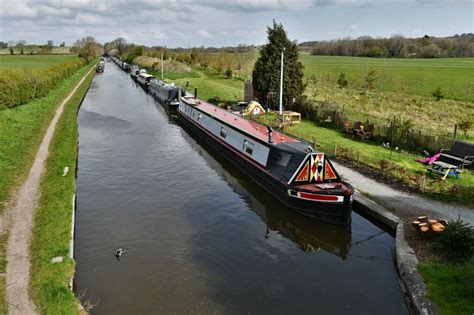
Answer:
[{"xmin": 252, "ymin": 21, "xmax": 305, "ymax": 109}]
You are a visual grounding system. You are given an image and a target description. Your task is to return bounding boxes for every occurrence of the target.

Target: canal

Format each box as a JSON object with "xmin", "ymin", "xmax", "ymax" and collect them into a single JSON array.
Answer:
[{"xmin": 74, "ymin": 62, "xmax": 408, "ymax": 314}]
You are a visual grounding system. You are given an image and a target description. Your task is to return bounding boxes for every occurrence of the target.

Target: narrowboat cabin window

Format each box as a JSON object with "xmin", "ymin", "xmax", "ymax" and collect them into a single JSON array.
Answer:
[
  {"xmin": 220, "ymin": 127, "xmax": 227, "ymax": 138},
  {"xmin": 197, "ymin": 113, "xmax": 202, "ymax": 122},
  {"xmin": 243, "ymin": 140, "xmax": 254, "ymax": 155}
]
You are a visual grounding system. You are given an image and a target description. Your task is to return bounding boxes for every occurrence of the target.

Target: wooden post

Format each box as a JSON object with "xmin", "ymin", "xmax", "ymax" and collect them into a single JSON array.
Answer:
[
  {"xmin": 334, "ymin": 143, "xmax": 338, "ymax": 155},
  {"xmin": 453, "ymin": 124, "xmax": 458, "ymax": 141},
  {"xmin": 312, "ymin": 137, "xmax": 316, "ymax": 149}
]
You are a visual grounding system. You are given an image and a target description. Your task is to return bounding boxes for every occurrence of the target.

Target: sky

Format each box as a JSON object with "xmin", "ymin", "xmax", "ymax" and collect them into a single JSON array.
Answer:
[{"xmin": 0, "ymin": 0, "xmax": 472, "ymax": 47}]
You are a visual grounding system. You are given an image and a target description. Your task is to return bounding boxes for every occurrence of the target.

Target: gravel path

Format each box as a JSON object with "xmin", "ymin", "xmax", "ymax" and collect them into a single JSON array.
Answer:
[
  {"xmin": 3, "ymin": 67, "xmax": 93, "ymax": 315},
  {"xmin": 333, "ymin": 161, "xmax": 474, "ymax": 225}
]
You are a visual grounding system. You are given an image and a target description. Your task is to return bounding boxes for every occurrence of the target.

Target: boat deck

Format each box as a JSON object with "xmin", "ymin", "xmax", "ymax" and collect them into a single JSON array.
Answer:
[{"xmin": 181, "ymin": 97, "xmax": 299, "ymax": 145}]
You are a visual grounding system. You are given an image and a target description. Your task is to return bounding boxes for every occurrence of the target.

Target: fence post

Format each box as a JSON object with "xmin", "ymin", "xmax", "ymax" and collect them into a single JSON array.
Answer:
[
  {"xmin": 312, "ymin": 137, "xmax": 317, "ymax": 150},
  {"xmin": 334, "ymin": 143, "xmax": 338, "ymax": 156},
  {"xmin": 453, "ymin": 124, "xmax": 458, "ymax": 141}
]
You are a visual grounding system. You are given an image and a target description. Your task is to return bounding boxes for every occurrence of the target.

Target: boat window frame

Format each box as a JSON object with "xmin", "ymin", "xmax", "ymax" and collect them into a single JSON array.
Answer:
[
  {"xmin": 243, "ymin": 140, "xmax": 254, "ymax": 155},
  {"xmin": 220, "ymin": 126, "xmax": 227, "ymax": 138}
]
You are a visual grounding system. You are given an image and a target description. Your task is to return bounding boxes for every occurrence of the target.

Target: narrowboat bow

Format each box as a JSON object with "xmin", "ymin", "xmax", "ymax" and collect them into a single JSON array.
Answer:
[{"xmin": 178, "ymin": 96, "xmax": 353, "ymax": 224}]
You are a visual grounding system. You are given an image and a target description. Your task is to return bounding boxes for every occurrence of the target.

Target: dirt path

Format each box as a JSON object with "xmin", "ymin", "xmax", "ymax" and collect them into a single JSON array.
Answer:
[
  {"xmin": 333, "ymin": 161, "xmax": 474, "ymax": 225},
  {"xmin": 3, "ymin": 67, "xmax": 93, "ymax": 315}
]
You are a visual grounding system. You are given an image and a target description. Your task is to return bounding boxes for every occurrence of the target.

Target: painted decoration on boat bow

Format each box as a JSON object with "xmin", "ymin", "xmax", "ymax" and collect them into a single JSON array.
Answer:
[{"xmin": 288, "ymin": 153, "xmax": 340, "ymax": 185}]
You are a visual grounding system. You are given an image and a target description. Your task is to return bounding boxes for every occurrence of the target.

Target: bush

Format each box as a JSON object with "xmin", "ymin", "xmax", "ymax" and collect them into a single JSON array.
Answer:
[
  {"xmin": 434, "ymin": 218, "xmax": 474, "ymax": 262},
  {"xmin": 0, "ymin": 58, "xmax": 85, "ymax": 110}
]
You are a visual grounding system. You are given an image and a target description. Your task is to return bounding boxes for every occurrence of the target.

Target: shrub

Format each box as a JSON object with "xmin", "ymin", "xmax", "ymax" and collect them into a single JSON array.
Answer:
[
  {"xmin": 434, "ymin": 218, "xmax": 474, "ymax": 262},
  {"xmin": 337, "ymin": 72, "xmax": 348, "ymax": 89},
  {"xmin": 432, "ymin": 87, "xmax": 445, "ymax": 101},
  {"xmin": 0, "ymin": 58, "xmax": 85, "ymax": 110}
]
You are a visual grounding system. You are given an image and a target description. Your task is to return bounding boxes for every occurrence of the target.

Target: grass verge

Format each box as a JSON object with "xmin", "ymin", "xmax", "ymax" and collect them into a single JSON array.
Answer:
[
  {"xmin": 29, "ymin": 67, "xmax": 95, "ymax": 314},
  {"xmin": 0, "ymin": 63, "xmax": 92, "ymax": 216},
  {"xmin": 418, "ymin": 259, "xmax": 474, "ymax": 315},
  {"xmin": 0, "ymin": 63, "xmax": 92, "ymax": 313}
]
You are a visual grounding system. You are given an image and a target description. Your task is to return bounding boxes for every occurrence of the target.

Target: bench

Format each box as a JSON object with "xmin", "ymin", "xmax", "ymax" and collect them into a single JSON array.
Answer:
[
  {"xmin": 427, "ymin": 161, "xmax": 460, "ymax": 179},
  {"xmin": 439, "ymin": 141, "xmax": 474, "ymax": 169}
]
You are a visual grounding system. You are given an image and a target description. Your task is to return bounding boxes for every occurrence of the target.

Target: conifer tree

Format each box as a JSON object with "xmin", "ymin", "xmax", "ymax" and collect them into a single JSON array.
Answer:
[{"xmin": 252, "ymin": 21, "xmax": 304, "ymax": 109}]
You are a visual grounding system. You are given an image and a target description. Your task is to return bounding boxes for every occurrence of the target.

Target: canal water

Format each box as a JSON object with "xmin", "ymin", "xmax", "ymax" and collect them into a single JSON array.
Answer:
[{"xmin": 74, "ymin": 63, "xmax": 408, "ymax": 314}]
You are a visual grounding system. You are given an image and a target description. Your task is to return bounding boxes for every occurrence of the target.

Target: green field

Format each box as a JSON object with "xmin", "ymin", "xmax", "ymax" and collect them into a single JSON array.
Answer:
[
  {"xmin": 300, "ymin": 55, "xmax": 474, "ymax": 102},
  {"xmin": 0, "ymin": 46, "xmax": 71, "ymax": 55},
  {"xmin": 0, "ymin": 55, "xmax": 79, "ymax": 70}
]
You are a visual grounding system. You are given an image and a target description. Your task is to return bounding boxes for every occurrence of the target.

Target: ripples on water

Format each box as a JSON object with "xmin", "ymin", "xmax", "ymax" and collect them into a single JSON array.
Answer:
[{"xmin": 74, "ymin": 64, "xmax": 408, "ymax": 314}]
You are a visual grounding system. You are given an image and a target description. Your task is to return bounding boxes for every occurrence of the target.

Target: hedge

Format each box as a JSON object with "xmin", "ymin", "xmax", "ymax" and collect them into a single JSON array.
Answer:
[{"xmin": 0, "ymin": 58, "xmax": 85, "ymax": 110}]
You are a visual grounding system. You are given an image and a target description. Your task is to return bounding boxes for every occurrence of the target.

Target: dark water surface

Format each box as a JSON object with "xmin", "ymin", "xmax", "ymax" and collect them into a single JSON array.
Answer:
[{"xmin": 75, "ymin": 63, "xmax": 408, "ymax": 314}]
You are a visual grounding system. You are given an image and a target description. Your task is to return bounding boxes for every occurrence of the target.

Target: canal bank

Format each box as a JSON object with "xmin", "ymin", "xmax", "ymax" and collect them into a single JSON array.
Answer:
[
  {"xmin": 0, "ymin": 62, "xmax": 95, "ymax": 314},
  {"xmin": 74, "ymin": 61, "xmax": 408, "ymax": 314}
]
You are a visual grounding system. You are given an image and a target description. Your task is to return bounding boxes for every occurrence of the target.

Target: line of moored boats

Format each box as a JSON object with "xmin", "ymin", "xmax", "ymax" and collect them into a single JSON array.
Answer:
[
  {"xmin": 110, "ymin": 56, "xmax": 181, "ymax": 110},
  {"xmin": 105, "ymin": 56, "xmax": 354, "ymax": 225}
]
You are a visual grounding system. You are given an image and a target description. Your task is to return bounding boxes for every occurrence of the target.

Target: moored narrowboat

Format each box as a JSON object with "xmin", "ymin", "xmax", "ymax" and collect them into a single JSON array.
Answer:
[
  {"xmin": 136, "ymin": 73, "xmax": 156, "ymax": 89},
  {"xmin": 130, "ymin": 65, "xmax": 139, "ymax": 80},
  {"xmin": 177, "ymin": 96, "xmax": 353, "ymax": 224},
  {"xmin": 149, "ymin": 80, "xmax": 181, "ymax": 110}
]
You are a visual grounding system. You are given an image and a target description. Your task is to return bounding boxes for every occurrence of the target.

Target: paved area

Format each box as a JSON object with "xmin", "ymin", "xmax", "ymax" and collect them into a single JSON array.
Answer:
[{"xmin": 333, "ymin": 161, "xmax": 474, "ymax": 225}]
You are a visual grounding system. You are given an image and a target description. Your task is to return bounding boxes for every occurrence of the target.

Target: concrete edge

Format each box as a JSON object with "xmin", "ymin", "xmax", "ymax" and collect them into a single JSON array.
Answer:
[
  {"xmin": 353, "ymin": 192, "xmax": 437, "ymax": 315},
  {"xmin": 353, "ymin": 191, "xmax": 399, "ymax": 231},
  {"xmin": 395, "ymin": 223, "xmax": 438, "ymax": 315}
]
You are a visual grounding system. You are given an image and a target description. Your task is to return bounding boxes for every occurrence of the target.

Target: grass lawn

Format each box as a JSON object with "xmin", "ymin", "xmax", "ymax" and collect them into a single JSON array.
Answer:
[
  {"xmin": 255, "ymin": 113, "xmax": 474, "ymax": 206},
  {"xmin": 419, "ymin": 259, "xmax": 474, "ymax": 315},
  {"xmin": 0, "ymin": 55, "xmax": 79, "ymax": 70},
  {"xmin": 30, "ymin": 67, "xmax": 95, "ymax": 314},
  {"xmin": 300, "ymin": 55, "xmax": 474, "ymax": 102}
]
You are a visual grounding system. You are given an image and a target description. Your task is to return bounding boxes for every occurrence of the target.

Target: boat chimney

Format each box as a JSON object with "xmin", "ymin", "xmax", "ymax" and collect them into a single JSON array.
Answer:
[
  {"xmin": 194, "ymin": 88, "xmax": 197, "ymax": 99},
  {"xmin": 267, "ymin": 126, "xmax": 274, "ymax": 144}
]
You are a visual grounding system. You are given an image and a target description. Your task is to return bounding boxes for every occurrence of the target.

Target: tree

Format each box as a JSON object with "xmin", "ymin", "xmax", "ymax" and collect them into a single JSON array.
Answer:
[
  {"xmin": 20, "ymin": 48, "xmax": 24, "ymax": 55},
  {"xmin": 47, "ymin": 40, "xmax": 54, "ymax": 48},
  {"xmin": 458, "ymin": 118, "xmax": 472, "ymax": 137},
  {"xmin": 73, "ymin": 36, "xmax": 101, "ymax": 63},
  {"xmin": 364, "ymin": 69, "xmax": 377, "ymax": 89},
  {"xmin": 125, "ymin": 45, "xmax": 144, "ymax": 63},
  {"xmin": 337, "ymin": 72, "xmax": 348, "ymax": 89},
  {"xmin": 60, "ymin": 42, "xmax": 66, "ymax": 47},
  {"xmin": 10, "ymin": 47, "xmax": 14, "ymax": 55},
  {"xmin": 252, "ymin": 21, "xmax": 304, "ymax": 110},
  {"xmin": 112, "ymin": 37, "xmax": 128, "ymax": 56},
  {"xmin": 16, "ymin": 40, "xmax": 27, "ymax": 47},
  {"xmin": 432, "ymin": 87, "xmax": 444, "ymax": 101}
]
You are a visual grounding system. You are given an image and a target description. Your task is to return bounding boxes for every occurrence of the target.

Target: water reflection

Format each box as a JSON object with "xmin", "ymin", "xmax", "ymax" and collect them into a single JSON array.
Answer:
[{"xmin": 181, "ymin": 129, "xmax": 352, "ymax": 259}]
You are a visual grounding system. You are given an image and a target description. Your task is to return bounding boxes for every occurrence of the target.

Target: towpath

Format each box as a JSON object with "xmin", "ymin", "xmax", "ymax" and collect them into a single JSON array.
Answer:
[
  {"xmin": 2, "ymin": 67, "xmax": 93, "ymax": 315},
  {"xmin": 333, "ymin": 161, "xmax": 474, "ymax": 225}
]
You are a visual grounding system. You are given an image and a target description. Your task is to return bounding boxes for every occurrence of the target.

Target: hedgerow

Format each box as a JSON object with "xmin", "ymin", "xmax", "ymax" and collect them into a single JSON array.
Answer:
[{"xmin": 0, "ymin": 58, "xmax": 85, "ymax": 110}]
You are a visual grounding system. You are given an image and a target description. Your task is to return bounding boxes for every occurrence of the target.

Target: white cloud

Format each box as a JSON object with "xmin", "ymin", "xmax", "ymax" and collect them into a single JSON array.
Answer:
[{"xmin": 198, "ymin": 29, "xmax": 214, "ymax": 38}]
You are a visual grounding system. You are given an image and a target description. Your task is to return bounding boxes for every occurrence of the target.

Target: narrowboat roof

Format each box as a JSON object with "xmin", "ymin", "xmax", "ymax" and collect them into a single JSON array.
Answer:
[
  {"xmin": 138, "ymin": 73, "xmax": 155, "ymax": 79},
  {"xmin": 181, "ymin": 96, "xmax": 300, "ymax": 146}
]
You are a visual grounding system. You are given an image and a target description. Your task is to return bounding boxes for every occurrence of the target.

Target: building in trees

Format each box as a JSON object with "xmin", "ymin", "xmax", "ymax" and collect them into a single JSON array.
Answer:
[{"xmin": 252, "ymin": 21, "xmax": 305, "ymax": 110}]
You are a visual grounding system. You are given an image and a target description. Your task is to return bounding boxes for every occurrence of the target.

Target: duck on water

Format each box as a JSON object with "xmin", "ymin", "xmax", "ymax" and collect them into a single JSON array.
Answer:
[{"xmin": 177, "ymin": 95, "xmax": 354, "ymax": 225}]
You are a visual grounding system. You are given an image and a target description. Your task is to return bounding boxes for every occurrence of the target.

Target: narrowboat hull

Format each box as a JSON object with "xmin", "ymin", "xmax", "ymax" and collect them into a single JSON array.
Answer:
[{"xmin": 177, "ymin": 108, "xmax": 352, "ymax": 224}]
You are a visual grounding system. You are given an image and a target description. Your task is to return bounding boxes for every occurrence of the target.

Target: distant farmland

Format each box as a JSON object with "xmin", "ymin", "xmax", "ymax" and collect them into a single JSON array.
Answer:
[
  {"xmin": 300, "ymin": 55, "xmax": 474, "ymax": 102},
  {"xmin": 0, "ymin": 55, "xmax": 80, "ymax": 70}
]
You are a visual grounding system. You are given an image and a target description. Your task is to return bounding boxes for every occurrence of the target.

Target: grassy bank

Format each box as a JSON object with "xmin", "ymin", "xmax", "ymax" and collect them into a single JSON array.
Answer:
[
  {"xmin": 0, "ymin": 63, "xmax": 92, "ymax": 313},
  {"xmin": 419, "ymin": 259, "xmax": 474, "ymax": 314},
  {"xmin": 30, "ymin": 67, "xmax": 95, "ymax": 314},
  {"xmin": 0, "ymin": 55, "xmax": 85, "ymax": 109},
  {"xmin": 0, "ymin": 63, "xmax": 91, "ymax": 216}
]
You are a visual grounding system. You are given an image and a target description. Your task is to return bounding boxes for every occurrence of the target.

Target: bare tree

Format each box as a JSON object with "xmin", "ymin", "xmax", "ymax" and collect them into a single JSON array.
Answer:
[{"xmin": 112, "ymin": 37, "xmax": 128, "ymax": 56}]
